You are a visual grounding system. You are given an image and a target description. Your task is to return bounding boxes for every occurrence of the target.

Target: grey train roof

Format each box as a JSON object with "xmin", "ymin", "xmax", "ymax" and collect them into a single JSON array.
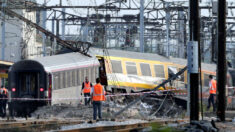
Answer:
[
  {"xmin": 90, "ymin": 48, "xmax": 216, "ymax": 72},
  {"xmin": 33, "ymin": 52, "xmax": 99, "ymax": 73},
  {"xmin": 90, "ymin": 48, "xmax": 170, "ymax": 62},
  {"xmin": 29, "ymin": 48, "xmax": 216, "ymax": 73}
]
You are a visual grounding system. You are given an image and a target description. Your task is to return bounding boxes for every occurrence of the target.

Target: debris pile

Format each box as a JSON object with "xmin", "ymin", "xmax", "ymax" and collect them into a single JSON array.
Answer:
[{"xmin": 32, "ymin": 94, "xmax": 186, "ymax": 120}]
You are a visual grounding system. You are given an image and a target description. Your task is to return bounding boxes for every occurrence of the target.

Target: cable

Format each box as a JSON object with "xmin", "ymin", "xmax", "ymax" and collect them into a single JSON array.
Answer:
[{"xmin": 150, "ymin": 90, "xmax": 170, "ymax": 116}]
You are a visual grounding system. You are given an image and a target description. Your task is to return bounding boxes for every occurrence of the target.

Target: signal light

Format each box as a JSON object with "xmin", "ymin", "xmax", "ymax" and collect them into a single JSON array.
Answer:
[
  {"xmin": 40, "ymin": 88, "xmax": 44, "ymax": 92},
  {"xmin": 12, "ymin": 88, "xmax": 16, "ymax": 92}
]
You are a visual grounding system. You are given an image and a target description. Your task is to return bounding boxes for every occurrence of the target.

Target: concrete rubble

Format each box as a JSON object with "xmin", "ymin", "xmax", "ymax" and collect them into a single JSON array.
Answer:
[{"xmin": 32, "ymin": 94, "xmax": 186, "ymax": 120}]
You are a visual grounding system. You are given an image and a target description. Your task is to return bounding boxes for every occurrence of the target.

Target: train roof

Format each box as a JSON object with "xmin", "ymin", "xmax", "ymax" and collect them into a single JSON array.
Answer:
[
  {"xmin": 90, "ymin": 48, "xmax": 217, "ymax": 72},
  {"xmin": 90, "ymin": 48, "xmax": 170, "ymax": 62},
  {"xmin": 170, "ymin": 58, "xmax": 216, "ymax": 72},
  {"xmin": 16, "ymin": 48, "xmax": 215, "ymax": 73},
  {"xmin": 33, "ymin": 52, "xmax": 99, "ymax": 73}
]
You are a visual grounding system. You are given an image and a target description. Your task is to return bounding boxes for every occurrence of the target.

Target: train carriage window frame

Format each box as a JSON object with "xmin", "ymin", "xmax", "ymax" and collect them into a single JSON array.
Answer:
[
  {"xmin": 55, "ymin": 72, "xmax": 59, "ymax": 90},
  {"xmin": 74, "ymin": 70, "xmax": 77, "ymax": 86},
  {"xmin": 62, "ymin": 71, "xmax": 66, "ymax": 89},
  {"xmin": 126, "ymin": 62, "xmax": 137, "ymax": 75},
  {"xmin": 78, "ymin": 69, "xmax": 81, "ymax": 86},
  {"xmin": 81, "ymin": 68, "xmax": 85, "ymax": 83},
  {"xmin": 140, "ymin": 63, "xmax": 152, "ymax": 76},
  {"xmin": 110, "ymin": 60, "xmax": 123, "ymax": 74},
  {"xmin": 154, "ymin": 64, "xmax": 165, "ymax": 78},
  {"xmin": 91, "ymin": 67, "xmax": 95, "ymax": 83},
  {"xmin": 68, "ymin": 70, "xmax": 71, "ymax": 88}
]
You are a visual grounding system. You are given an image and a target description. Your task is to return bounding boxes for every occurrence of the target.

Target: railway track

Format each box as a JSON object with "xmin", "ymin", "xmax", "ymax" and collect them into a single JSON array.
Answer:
[
  {"xmin": 0, "ymin": 119, "xmax": 84, "ymax": 132},
  {"xmin": 0, "ymin": 118, "xmax": 188, "ymax": 132},
  {"xmin": 55, "ymin": 119, "xmax": 188, "ymax": 132}
]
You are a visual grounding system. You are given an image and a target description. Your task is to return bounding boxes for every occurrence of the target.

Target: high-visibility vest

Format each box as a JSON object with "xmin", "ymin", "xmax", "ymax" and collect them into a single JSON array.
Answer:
[
  {"xmin": 92, "ymin": 83, "xmax": 106, "ymax": 101},
  {"xmin": 83, "ymin": 82, "xmax": 91, "ymax": 93},
  {"xmin": 209, "ymin": 79, "xmax": 217, "ymax": 94},
  {"xmin": 0, "ymin": 88, "xmax": 7, "ymax": 96}
]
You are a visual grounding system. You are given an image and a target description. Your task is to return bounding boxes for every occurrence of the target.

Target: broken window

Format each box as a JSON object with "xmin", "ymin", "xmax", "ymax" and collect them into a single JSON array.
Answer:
[
  {"xmin": 154, "ymin": 65, "xmax": 165, "ymax": 78},
  {"xmin": 126, "ymin": 62, "xmax": 137, "ymax": 75},
  {"xmin": 140, "ymin": 63, "xmax": 152, "ymax": 76}
]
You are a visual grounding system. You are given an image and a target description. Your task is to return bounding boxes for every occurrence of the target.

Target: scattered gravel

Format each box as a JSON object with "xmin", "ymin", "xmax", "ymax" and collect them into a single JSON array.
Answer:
[{"xmin": 58, "ymin": 119, "xmax": 148, "ymax": 131}]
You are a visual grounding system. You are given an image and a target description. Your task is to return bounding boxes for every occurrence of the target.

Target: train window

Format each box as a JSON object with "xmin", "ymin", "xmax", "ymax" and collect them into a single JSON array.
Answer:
[
  {"xmin": 85, "ymin": 68, "xmax": 88, "ymax": 79},
  {"xmin": 63, "ymin": 71, "xmax": 68, "ymax": 88},
  {"xmin": 111, "ymin": 60, "xmax": 123, "ymax": 73},
  {"xmin": 56, "ymin": 72, "xmax": 61, "ymax": 89},
  {"xmin": 53, "ymin": 73, "xmax": 59, "ymax": 89},
  {"xmin": 73, "ymin": 70, "xmax": 77, "ymax": 86},
  {"xmin": 126, "ymin": 62, "xmax": 137, "ymax": 75},
  {"xmin": 91, "ymin": 67, "xmax": 95, "ymax": 83},
  {"xmin": 154, "ymin": 65, "xmax": 165, "ymax": 78},
  {"xmin": 88, "ymin": 68, "xmax": 91, "ymax": 81},
  {"xmin": 140, "ymin": 63, "xmax": 151, "ymax": 76},
  {"xmin": 81, "ymin": 68, "xmax": 85, "ymax": 83},
  {"xmin": 204, "ymin": 74, "xmax": 210, "ymax": 87},
  {"xmin": 29, "ymin": 74, "xmax": 36, "ymax": 94},
  {"xmin": 78, "ymin": 69, "xmax": 81, "ymax": 85},
  {"xmin": 70, "ymin": 70, "xmax": 73, "ymax": 87},
  {"xmin": 179, "ymin": 68, "xmax": 185, "ymax": 82},
  {"xmin": 67, "ymin": 71, "xmax": 71, "ymax": 87},
  {"xmin": 62, "ymin": 71, "xmax": 66, "ymax": 88},
  {"xmin": 20, "ymin": 74, "xmax": 27, "ymax": 93},
  {"xmin": 168, "ymin": 66, "xmax": 178, "ymax": 78}
]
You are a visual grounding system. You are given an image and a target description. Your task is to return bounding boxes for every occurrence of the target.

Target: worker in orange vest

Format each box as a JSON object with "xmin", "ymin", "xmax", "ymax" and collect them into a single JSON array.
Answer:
[
  {"xmin": 207, "ymin": 75, "xmax": 217, "ymax": 112},
  {"xmin": 0, "ymin": 85, "xmax": 8, "ymax": 117},
  {"xmin": 91, "ymin": 78, "xmax": 106, "ymax": 121},
  {"xmin": 81, "ymin": 77, "xmax": 93, "ymax": 105}
]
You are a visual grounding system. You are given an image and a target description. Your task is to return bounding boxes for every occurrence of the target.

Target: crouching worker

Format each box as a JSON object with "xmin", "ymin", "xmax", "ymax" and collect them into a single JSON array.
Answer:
[{"xmin": 91, "ymin": 78, "xmax": 106, "ymax": 121}]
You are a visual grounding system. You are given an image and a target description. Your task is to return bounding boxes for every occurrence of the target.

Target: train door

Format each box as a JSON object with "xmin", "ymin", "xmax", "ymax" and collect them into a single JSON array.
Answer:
[
  {"xmin": 98, "ymin": 57, "xmax": 108, "ymax": 86},
  {"xmin": 18, "ymin": 72, "xmax": 39, "ymax": 98}
]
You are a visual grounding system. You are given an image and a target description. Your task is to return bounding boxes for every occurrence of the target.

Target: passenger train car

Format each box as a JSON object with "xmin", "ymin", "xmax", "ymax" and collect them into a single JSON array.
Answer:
[
  {"xmin": 8, "ymin": 52, "xmax": 99, "ymax": 116},
  {"xmin": 8, "ymin": 48, "xmax": 235, "ymax": 116}
]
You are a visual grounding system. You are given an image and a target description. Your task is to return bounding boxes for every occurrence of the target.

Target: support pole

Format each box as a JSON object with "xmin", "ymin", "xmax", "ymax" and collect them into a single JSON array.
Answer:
[
  {"xmin": 189, "ymin": 0, "xmax": 200, "ymax": 121},
  {"xmin": 52, "ymin": 16, "xmax": 55, "ymax": 54},
  {"xmin": 216, "ymin": 0, "xmax": 226, "ymax": 121},
  {"xmin": 1, "ymin": 1, "xmax": 6, "ymax": 60},
  {"xmin": 178, "ymin": 10, "xmax": 184, "ymax": 58},
  {"xmin": 62, "ymin": 8, "xmax": 65, "ymax": 40},
  {"xmin": 165, "ymin": 3, "xmax": 170, "ymax": 57},
  {"xmin": 139, "ymin": 0, "xmax": 144, "ymax": 53},
  {"xmin": 56, "ymin": 19, "xmax": 60, "ymax": 49},
  {"xmin": 42, "ymin": 9, "xmax": 47, "ymax": 56}
]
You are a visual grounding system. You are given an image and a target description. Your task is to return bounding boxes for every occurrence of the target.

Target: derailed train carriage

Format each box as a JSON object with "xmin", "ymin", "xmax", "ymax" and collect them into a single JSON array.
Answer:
[{"xmin": 8, "ymin": 49, "xmax": 235, "ymax": 116}]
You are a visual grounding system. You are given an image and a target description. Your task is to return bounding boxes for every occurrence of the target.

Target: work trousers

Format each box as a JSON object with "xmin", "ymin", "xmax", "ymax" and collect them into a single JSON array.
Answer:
[
  {"xmin": 1, "ymin": 102, "xmax": 6, "ymax": 117},
  {"xmin": 84, "ymin": 93, "xmax": 91, "ymax": 105},
  {"xmin": 93, "ymin": 101, "xmax": 102, "ymax": 120},
  {"xmin": 207, "ymin": 94, "xmax": 216, "ymax": 112}
]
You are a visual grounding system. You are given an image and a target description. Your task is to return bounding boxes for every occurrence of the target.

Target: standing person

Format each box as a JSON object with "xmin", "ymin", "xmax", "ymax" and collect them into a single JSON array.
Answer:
[
  {"xmin": 207, "ymin": 75, "xmax": 217, "ymax": 112},
  {"xmin": 81, "ymin": 77, "xmax": 92, "ymax": 105},
  {"xmin": 91, "ymin": 78, "xmax": 106, "ymax": 121},
  {"xmin": 0, "ymin": 86, "xmax": 8, "ymax": 117},
  {"xmin": 0, "ymin": 87, "xmax": 3, "ymax": 117}
]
